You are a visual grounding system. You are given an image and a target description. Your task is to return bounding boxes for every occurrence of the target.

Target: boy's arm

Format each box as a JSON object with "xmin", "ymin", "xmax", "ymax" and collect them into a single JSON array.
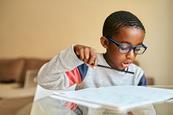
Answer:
[{"xmin": 37, "ymin": 45, "xmax": 84, "ymax": 90}]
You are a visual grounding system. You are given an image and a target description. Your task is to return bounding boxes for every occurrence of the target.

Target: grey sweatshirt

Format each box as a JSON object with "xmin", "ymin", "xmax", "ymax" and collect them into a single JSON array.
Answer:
[{"xmin": 37, "ymin": 45, "xmax": 156, "ymax": 115}]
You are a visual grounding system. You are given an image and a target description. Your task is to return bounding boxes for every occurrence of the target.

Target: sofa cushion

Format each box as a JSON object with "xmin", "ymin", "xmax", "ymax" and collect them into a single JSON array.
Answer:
[
  {"xmin": 24, "ymin": 70, "xmax": 38, "ymax": 88},
  {"xmin": 0, "ymin": 58, "xmax": 25, "ymax": 83},
  {"xmin": 20, "ymin": 58, "xmax": 49, "ymax": 85},
  {"xmin": 25, "ymin": 58, "xmax": 49, "ymax": 70}
]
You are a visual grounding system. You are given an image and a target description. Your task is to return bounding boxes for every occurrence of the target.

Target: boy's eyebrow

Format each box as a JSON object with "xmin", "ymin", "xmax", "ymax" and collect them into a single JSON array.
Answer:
[
  {"xmin": 97, "ymin": 64, "xmax": 134, "ymax": 74},
  {"xmin": 120, "ymin": 40, "xmax": 144, "ymax": 46}
]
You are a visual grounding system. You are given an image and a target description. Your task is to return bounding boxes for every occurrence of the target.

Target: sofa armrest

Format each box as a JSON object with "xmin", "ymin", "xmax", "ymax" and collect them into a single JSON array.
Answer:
[{"xmin": 24, "ymin": 70, "xmax": 38, "ymax": 88}]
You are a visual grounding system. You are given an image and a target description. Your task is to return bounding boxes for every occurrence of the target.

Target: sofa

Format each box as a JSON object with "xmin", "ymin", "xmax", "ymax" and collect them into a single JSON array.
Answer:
[
  {"xmin": 0, "ymin": 58, "xmax": 49, "ymax": 115},
  {"xmin": 0, "ymin": 58, "xmax": 49, "ymax": 86}
]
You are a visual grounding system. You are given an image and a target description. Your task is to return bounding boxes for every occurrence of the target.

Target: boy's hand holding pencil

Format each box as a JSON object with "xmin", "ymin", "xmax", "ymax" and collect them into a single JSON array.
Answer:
[{"xmin": 74, "ymin": 44, "xmax": 97, "ymax": 68}]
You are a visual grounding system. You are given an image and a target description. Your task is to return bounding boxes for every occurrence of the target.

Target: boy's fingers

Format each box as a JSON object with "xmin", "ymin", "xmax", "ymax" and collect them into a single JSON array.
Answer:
[
  {"xmin": 93, "ymin": 58, "xmax": 97, "ymax": 67},
  {"xmin": 88, "ymin": 57, "xmax": 96, "ymax": 67},
  {"xmin": 92, "ymin": 49, "xmax": 97, "ymax": 66},
  {"xmin": 84, "ymin": 47, "xmax": 90, "ymax": 60},
  {"xmin": 88, "ymin": 51, "xmax": 97, "ymax": 67},
  {"xmin": 79, "ymin": 48, "xmax": 84, "ymax": 60},
  {"xmin": 74, "ymin": 45, "xmax": 96, "ymax": 66}
]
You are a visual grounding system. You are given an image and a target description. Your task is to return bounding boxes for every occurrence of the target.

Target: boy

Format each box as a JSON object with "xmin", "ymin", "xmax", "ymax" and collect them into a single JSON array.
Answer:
[{"xmin": 37, "ymin": 11, "xmax": 156, "ymax": 115}]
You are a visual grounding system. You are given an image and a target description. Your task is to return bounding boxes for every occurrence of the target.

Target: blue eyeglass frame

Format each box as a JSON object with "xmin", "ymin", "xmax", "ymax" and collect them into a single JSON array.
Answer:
[{"xmin": 107, "ymin": 37, "xmax": 147, "ymax": 54}]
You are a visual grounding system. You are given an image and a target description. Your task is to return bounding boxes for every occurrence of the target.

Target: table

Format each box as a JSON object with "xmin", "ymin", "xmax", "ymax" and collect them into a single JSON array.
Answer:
[
  {"xmin": 31, "ymin": 96, "xmax": 107, "ymax": 115},
  {"xmin": 31, "ymin": 85, "xmax": 173, "ymax": 115}
]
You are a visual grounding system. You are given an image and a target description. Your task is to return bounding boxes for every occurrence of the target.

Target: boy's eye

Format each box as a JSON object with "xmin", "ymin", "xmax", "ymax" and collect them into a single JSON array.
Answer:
[
  {"xmin": 119, "ymin": 43, "xmax": 131, "ymax": 50},
  {"xmin": 135, "ymin": 47, "xmax": 141, "ymax": 51},
  {"xmin": 134, "ymin": 45, "xmax": 146, "ymax": 54}
]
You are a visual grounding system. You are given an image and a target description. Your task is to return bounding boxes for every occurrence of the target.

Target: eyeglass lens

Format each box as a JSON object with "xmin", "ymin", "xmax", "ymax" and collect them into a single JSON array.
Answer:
[{"xmin": 119, "ymin": 43, "xmax": 146, "ymax": 54}]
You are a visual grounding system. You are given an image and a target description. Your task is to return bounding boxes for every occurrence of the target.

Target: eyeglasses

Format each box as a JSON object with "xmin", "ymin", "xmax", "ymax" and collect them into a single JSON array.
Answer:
[{"xmin": 107, "ymin": 37, "xmax": 147, "ymax": 55}]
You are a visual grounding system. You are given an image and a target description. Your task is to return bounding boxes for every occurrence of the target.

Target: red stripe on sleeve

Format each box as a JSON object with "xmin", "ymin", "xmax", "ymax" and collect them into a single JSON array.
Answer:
[{"xmin": 66, "ymin": 67, "xmax": 82, "ymax": 86}]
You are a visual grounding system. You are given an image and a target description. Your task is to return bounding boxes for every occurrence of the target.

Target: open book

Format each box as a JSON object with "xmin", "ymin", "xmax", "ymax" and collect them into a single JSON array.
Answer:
[{"xmin": 50, "ymin": 86, "xmax": 173, "ymax": 112}]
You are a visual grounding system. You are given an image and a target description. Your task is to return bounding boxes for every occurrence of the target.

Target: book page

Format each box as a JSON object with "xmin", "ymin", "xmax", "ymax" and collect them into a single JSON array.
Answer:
[{"xmin": 51, "ymin": 86, "xmax": 173, "ymax": 112}]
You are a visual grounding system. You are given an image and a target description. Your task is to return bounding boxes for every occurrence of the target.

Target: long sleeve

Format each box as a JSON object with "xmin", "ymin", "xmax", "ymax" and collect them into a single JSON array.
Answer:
[{"xmin": 37, "ymin": 45, "xmax": 84, "ymax": 90}]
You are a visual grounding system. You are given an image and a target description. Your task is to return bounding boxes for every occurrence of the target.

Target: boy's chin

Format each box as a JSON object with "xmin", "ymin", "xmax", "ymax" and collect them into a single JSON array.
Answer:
[
  {"xmin": 111, "ymin": 63, "xmax": 129, "ymax": 71},
  {"xmin": 118, "ymin": 67, "xmax": 126, "ymax": 71},
  {"xmin": 114, "ymin": 66, "xmax": 126, "ymax": 71}
]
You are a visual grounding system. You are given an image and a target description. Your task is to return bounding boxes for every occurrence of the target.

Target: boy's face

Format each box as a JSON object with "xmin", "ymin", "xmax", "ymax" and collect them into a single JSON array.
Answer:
[{"xmin": 102, "ymin": 27, "xmax": 145, "ymax": 70}]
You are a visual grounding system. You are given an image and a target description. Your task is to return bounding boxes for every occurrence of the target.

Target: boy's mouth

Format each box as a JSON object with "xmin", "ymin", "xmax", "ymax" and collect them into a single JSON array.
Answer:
[{"xmin": 121, "ymin": 61, "xmax": 132, "ymax": 68}]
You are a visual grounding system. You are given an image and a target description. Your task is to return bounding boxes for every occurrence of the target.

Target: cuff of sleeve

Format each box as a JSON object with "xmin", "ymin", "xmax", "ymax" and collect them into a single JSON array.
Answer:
[{"xmin": 59, "ymin": 45, "xmax": 84, "ymax": 70}]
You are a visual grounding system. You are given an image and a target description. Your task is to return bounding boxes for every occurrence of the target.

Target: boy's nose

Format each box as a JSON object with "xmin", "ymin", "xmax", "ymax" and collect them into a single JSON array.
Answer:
[{"xmin": 126, "ymin": 50, "xmax": 135, "ymax": 60}]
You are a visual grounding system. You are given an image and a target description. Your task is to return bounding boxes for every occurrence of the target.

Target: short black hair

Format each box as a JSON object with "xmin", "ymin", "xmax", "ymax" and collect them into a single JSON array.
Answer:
[{"xmin": 103, "ymin": 11, "xmax": 145, "ymax": 38}]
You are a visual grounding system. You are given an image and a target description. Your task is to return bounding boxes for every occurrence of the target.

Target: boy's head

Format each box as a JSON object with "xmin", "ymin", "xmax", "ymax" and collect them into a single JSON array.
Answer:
[{"xmin": 100, "ymin": 11, "xmax": 147, "ymax": 70}]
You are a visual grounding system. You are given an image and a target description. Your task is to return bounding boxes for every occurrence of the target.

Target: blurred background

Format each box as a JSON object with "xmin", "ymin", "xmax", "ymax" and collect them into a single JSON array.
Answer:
[{"xmin": 0, "ymin": 0, "xmax": 173, "ymax": 115}]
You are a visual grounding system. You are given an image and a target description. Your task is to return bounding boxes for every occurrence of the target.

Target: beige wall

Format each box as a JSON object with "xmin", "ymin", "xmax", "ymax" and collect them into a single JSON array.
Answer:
[
  {"xmin": 0, "ymin": 0, "xmax": 173, "ymax": 85},
  {"xmin": 0, "ymin": 0, "xmax": 173, "ymax": 114},
  {"xmin": 170, "ymin": 0, "xmax": 173, "ymax": 85}
]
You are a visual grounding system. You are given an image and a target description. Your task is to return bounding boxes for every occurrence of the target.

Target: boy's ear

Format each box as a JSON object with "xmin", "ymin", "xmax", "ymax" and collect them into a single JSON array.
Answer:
[{"xmin": 100, "ymin": 36, "xmax": 109, "ymax": 49}]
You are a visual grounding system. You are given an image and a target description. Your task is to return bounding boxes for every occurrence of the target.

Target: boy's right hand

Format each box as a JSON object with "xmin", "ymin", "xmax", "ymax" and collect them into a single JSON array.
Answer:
[{"xmin": 74, "ymin": 45, "xmax": 97, "ymax": 68}]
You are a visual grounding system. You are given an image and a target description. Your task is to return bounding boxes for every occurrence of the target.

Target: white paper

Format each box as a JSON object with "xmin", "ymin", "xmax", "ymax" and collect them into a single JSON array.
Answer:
[{"xmin": 50, "ymin": 86, "xmax": 173, "ymax": 112}]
